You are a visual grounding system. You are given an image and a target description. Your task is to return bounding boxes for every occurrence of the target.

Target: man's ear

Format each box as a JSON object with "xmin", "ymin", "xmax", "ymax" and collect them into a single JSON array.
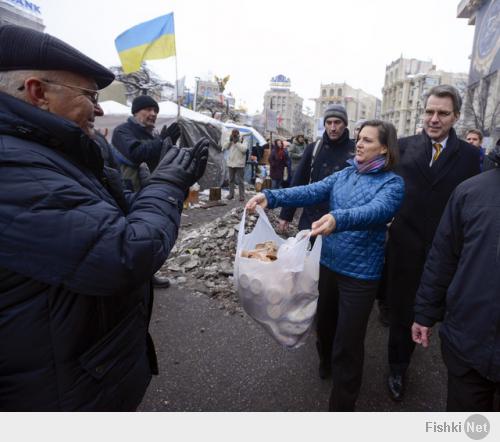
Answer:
[{"xmin": 23, "ymin": 78, "xmax": 50, "ymax": 110}]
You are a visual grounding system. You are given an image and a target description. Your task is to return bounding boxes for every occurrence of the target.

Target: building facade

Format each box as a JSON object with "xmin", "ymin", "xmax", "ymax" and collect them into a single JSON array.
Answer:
[
  {"xmin": 263, "ymin": 75, "xmax": 304, "ymax": 137},
  {"xmin": 0, "ymin": 0, "xmax": 44, "ymax": 31},
  {"xmin": 458, "ymin": 0, "xmax": 500, "ymax": 148},
  {"xmin": 381, "ymin": 57, "xmax": 468, "ymax": 137},
  {"xmin": 314, "ymin": 82, "xmax": 381, "ymax": 134}
]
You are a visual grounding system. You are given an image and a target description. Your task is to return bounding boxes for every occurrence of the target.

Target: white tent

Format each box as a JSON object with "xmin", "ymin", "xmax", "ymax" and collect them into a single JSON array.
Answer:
[
  {"xmin": 223, "ymin": 122, "xmax": 266, "ymax": 146},
  {"xmin": 99, "ymin": 100, "xmax": 131, "ymax": 115},
  {"xmin": 157, "ymin": 101, "xmax": 223, "ymax": 127}
]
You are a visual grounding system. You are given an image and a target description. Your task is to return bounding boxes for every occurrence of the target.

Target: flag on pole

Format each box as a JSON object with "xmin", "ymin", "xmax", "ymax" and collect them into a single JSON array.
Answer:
[{"xmin": 115, "ymin": 13, "xmax": 176, "ymax": 74}]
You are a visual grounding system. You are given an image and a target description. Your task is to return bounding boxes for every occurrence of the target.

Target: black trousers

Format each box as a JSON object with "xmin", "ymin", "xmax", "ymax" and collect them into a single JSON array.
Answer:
[
  {"xmin": 388, "ymin": 322, "xmax": 416, "ymax": 375},
  {"xmin": 442, "ymin": 340, "xmax": 500, "ymax": 411},
  {"xmin": 316, "ymin": 265, "xmax": 379, "ymax": 411}
]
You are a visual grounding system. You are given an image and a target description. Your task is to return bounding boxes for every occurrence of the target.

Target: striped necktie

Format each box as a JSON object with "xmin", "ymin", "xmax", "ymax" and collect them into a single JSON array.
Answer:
[{"xmin": 432, "ymin": 143, "xmax": 443, "ymax": 163}]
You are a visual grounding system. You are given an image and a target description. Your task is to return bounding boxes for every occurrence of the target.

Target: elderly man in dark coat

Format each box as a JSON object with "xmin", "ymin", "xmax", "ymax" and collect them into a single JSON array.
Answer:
[
  {"xmin": 384, "ymin": 85, "xmax": 480, "ymax": 401},
  {"xmin": 112, "ymin": 95, "xmax": 181, "ymax": 288},
  {"xmin": 0, "ymin": 25, "xmax": 208, "ymax": 411}
]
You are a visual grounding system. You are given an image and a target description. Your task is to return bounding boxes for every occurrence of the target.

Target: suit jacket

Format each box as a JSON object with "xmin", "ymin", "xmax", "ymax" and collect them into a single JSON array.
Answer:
[{"xmin": 385, "ymin": 129, "xmax": 480, "ymax": 325}]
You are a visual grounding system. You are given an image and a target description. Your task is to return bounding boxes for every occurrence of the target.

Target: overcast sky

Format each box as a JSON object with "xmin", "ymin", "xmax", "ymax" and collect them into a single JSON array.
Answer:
[{"xmin": 37, "ymin": 0, "xmax": 475, "ymax": 114}]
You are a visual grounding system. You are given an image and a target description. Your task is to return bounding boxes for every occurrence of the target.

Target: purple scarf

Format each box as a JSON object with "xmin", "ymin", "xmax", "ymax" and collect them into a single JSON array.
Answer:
[{"xmin": 350, "ymin": 155, "xmax": 386, "ymax": 174}]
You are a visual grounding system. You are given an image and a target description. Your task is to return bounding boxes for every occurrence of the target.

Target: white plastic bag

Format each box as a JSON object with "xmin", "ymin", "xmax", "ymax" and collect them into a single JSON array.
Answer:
[{"xmin": 234, "ymin": 206, "xmax": 322, "ymax": 348}]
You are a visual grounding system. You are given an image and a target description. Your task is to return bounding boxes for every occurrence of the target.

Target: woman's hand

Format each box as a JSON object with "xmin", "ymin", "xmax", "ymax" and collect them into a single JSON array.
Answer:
[
  {"xmin": 245, "ymin": 193, "xmax": 268, "ymax": 212},
  {"xmin": 311, "ymin": 214, "xmax": 336, "ymax": 237}
]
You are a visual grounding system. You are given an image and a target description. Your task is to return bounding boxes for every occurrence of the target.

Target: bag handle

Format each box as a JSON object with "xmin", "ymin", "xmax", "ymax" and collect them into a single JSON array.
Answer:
[
  {"xmin": 255, "ymin": 205, "xmax": 275, "ymax": 232},
  {"xmin": 237, "ymin": 208, "xmax": 247, "ymax": 254}
]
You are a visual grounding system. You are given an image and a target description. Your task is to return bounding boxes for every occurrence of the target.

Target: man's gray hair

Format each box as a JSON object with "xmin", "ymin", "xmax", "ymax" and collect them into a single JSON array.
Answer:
[
  {"xmin": 0, "ymin": 70, "xmax": 65, "ymax": 100},
  {"xmin": 424, "ymin": 84, "xmax": 462, "ymax": 114}
]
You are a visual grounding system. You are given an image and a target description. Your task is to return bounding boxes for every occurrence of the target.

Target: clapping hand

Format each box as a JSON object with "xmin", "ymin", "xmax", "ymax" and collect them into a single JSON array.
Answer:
[{"xmin": 160, "ymin": 122, "xmax": 181, "ymax": 145}]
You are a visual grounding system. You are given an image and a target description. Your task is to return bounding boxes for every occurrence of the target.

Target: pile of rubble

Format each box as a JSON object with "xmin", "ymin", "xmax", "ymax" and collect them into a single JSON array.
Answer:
[{"xmin": 157, "ymin": 207, "xmax": 298, "ymax": 314}]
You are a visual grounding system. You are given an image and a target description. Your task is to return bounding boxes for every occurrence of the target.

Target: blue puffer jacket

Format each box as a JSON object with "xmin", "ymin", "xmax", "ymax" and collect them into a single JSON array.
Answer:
[
  {"xmin": 264, "ymin": 165, "xmax": 404, "ymax": 280},
  {"xmin": 0, "ymin": 92, "xmax": 184, "ymax": 411}
]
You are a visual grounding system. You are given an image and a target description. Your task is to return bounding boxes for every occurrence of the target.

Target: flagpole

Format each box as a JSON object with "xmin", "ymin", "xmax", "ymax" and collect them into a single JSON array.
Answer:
[{"xmin": 173, "ymin": 12, "xmax": 180, "ymax": 121}]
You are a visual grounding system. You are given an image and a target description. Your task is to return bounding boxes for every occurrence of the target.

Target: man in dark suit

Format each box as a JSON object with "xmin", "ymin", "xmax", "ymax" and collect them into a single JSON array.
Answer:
[{"xmin": 384, "ymin": 85, "xmax": 481, "ymax": 401}]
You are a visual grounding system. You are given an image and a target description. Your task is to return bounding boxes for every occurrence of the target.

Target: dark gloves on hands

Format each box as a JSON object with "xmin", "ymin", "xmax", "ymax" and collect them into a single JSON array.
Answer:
[
  {"xmin": 148, "ymin": 137, "xmax": 210, "ymax": 191},
  {"xmin": 160, "ymin": 122, "xmax": 181, "ymax": 145},
  {"xmin": 192, "ymin": 138, "xmax": 209, "ymax": 182}
]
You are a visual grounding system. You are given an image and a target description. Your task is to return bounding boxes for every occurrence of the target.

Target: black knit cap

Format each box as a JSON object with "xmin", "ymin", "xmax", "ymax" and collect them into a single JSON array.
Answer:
[
  {"xmin": 0, "ymin": 24, "xmax": 114, "ymax": 89},
  {"xmin": 131, "ymin": 95, "xmax": 159, "ymax": 114}
]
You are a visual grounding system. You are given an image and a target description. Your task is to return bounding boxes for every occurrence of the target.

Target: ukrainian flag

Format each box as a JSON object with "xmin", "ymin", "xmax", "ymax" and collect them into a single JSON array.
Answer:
[{"xmin": 115, "ymin": 13, "xmax": 176, "ymax": 74}]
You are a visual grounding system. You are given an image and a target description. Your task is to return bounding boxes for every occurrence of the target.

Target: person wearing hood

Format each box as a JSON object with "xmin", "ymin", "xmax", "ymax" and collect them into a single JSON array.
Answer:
[
  {"xmin": 288, "ymin": 134, "xmax": 308, "ymax": 175},
  {"xmin": 412, "ymin": 145, "xmax": 500, "ymax": 411},
  {"xmin": 247, "ymin": 120, "xmax": 404, "ymax": 411},
  {"xmin": 278, "ymin": 104, "xmax": 354, "ymax": 233}
]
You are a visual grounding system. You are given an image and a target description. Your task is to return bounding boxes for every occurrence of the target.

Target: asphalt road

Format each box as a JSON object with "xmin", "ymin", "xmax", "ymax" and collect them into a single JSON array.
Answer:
[
  {"xmin": 138, "ymin": 284, "xmax": 446, "ymax": 412},
  {"xmin": 138, "ymin": 200, "xmax": 447, "ymax": 412}
]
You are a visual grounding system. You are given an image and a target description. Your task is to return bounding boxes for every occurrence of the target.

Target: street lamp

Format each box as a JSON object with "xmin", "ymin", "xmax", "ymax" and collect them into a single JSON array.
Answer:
[{"xmin": 193, "ymin": 76, "xmax": 200, "ymax": 112}]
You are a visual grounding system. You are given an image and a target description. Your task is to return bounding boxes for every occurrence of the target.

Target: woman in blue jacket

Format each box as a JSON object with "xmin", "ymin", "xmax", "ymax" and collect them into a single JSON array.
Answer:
[{"xmin": 246, "ymin": 120, "xmax": 404, "ymax": 411}]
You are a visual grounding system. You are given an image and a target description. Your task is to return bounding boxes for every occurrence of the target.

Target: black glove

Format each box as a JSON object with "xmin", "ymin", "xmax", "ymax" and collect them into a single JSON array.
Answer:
[
  {"xmin": 160, "ymin": 122, "xmax": 181, "ymax": 145},
  {"xmin": 191, "ymin": 138, "xmax": 209, "ymax": 182},
  {"xmin": 148, "ymin": 138, "xmax": 209, "ymax": 191}
]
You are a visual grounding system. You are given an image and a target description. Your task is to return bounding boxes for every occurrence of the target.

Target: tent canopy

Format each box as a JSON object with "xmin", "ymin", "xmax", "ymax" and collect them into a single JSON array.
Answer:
[
  {"xmin": 99, "ymin": 100, "xmax": 131, "ymax": 115},
  {"xmin": 158, "ymin": 101, "xmax": 223, "ymax": 127}
]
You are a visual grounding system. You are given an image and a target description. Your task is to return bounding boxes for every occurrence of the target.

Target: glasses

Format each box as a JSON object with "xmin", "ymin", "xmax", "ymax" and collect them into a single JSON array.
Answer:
[
  {"xmin": 423, "ymin": 109, "xmax": 454, "ymax": 119},
  {"xmin": 18, "ymin": 78, "xmax": 99, "ymax": 105}
]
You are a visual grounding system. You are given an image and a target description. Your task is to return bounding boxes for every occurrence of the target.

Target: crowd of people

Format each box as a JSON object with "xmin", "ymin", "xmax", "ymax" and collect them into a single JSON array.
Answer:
[{"xmin": 0, "ymin": 23, "xmax": 498, "ymax": 412}]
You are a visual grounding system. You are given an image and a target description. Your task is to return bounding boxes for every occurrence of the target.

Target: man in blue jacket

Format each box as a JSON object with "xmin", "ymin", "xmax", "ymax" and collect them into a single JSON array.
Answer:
[
  {"xmin": 0, "ymin": 24, "xmax": 208, "ymax": 411},
  {"xmin": 412, "ymin": 146, "xmax": 500, "ymax": 411}
]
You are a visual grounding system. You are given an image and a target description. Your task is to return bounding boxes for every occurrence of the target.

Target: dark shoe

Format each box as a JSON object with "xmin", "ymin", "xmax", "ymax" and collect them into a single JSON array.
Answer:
[
  {"xmin": 239, "ymin": 196, "xmax": 245, "ymax": 202},
  {"xmin": 227, "ymin": 195, "xmax": 234, "ymax": 200},
  {"xmin": 387, "ymin": 373, "xmax": 404, "ymax": 401},
  {"xmin": 153, "ymin": 275, "xmax": 170, "ymax": 288}
]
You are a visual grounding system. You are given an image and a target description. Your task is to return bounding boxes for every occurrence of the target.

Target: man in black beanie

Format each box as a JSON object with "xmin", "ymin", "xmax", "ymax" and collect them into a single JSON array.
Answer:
[
  {"xmin": 0, "ymin": 24, "xmax": 208, "ymax": 411},
  {"xmin": 112, "ymin": 95, "xmax": 181, "ymax": 192},
  {"xmin": 112, "ymin": 95, "xmax": 182, "ymax": 288}
]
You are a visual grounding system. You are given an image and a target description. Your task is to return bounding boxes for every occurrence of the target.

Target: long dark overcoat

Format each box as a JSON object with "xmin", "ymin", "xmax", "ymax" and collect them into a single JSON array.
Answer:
[{"xmin": 385, "ymin": 129, "xmax": 480, "ymax": 326}]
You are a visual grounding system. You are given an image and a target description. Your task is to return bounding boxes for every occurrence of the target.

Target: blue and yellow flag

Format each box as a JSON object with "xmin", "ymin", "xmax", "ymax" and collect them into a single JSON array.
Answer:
[{"xmin": 115, "ymin": 13, "xmax": 176, "ymax": 74}]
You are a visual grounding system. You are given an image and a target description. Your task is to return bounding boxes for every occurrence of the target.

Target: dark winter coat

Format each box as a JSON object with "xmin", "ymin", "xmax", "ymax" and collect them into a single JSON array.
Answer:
[
  {"xmin": 414, "ymin": 160, "xmax": 500, "ymax": 382},
  {"xmin": 279, "ymin": 129, "xmax": 354, "ymax": 230},
  {"xmin": 0, "ymin": 92, "xmax": 184, "ymax": 411},
  {"xmin": 384, "ymin": 129, "xmax": 480, "ymax": 326},
  {"xmin": 269, "ymin": 146, "xmax": 288, "ymax": 180},
  {"xmin": 111, "ymin": 117, "xmax": 164, "ymax": 191}
]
